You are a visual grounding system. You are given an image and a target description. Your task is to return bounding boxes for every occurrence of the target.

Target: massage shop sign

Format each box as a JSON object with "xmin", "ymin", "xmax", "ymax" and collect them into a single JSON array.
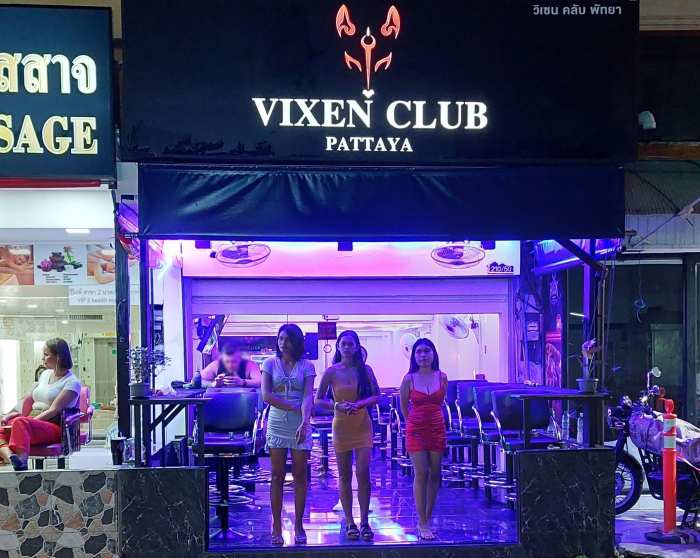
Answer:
[{"xmin": 0, "ymin": 6, "xmax": 114, "ymax": 180}]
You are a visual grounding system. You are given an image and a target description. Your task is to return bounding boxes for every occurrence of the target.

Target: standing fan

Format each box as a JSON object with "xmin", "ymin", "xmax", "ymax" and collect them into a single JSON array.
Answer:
[
  {"xmin": 400, "ymin": 332, "xmax": 418, "ymax": 359},
  {"xmin": 438, "ymin": 315, "xmax": 470, "ymax": 339}
]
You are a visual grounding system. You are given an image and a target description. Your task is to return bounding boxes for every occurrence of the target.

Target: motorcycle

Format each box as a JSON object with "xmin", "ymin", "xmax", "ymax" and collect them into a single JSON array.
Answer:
[{"xmin": 608, "ymin": 367, "xmax": 700, "ymax": 527}]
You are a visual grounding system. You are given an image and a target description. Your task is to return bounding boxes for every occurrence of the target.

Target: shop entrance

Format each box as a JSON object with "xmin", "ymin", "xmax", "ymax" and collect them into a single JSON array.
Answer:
[{"xmin": 185, "ymin": 277, "xmax": 513, "ymax": 383}]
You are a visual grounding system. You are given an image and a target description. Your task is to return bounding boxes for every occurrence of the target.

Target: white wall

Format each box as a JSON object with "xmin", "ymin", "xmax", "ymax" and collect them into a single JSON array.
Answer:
[
  {"xmin": 155, "ymin": 263, "xmax": 186, "ymax": 446},
  {"xmin": 362, "ymin": 332, "xmax": 403, "ymax": 387},
  {"xmin": 0, "ymin": 190, "xmax": 114, "ymax": 240},
  {"xmin": 428, "ymin": 314, "xmax": 503, "ymax": 382},
  {"xmin": 0, "ymin": 340, "xmax": 20, "ymax": 413}
]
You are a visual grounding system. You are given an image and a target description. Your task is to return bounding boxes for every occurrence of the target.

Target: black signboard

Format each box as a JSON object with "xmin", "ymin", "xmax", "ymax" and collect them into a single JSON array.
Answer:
[
  {"xmin": 0, "ymin": 6, "xmax": 114, "ymax": 180},
  {"xmin": 122, "ymin": 0, "xmax": 638, "ymax": 165}
]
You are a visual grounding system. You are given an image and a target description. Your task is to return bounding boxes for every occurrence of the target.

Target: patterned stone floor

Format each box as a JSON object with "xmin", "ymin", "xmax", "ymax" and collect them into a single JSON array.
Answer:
[{"xmin": 0, "ymin": 470, "xmax": 117, "ymax": 558}]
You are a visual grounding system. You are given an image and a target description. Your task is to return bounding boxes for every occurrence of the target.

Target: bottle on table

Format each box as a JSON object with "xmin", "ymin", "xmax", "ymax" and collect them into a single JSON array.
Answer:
[{"xmin": 576, "ymin": 413, "xmax": 584, "ymax": 445}]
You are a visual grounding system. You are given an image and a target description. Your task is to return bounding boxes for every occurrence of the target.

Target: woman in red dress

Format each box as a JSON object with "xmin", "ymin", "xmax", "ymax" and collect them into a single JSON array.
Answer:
[{"xmin": 399, "ymin": 338, "xmax": 447, "ymax": 540}]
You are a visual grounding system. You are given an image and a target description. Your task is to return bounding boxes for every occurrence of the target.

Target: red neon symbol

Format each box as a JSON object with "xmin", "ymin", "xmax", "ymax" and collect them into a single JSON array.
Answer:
[{"xmin": 335, "ymin": 4, "xmax": 401, "ymax": 98}]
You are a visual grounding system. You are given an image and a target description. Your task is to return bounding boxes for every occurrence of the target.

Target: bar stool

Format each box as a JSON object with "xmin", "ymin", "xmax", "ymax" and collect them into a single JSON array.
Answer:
[
  {"xmin": 389, "ymin": 393, "xmax": 412, "ymax": 475},
  {"xmin": 490, "ymin": 388, "xmax": 560, "ymax": 503},
  {"xmin": 201, "ymin": 389, "xmax": 260, "ymax": 542},
  {"xmin": 231, "ymin": 402, "xmax": 270, "ymax": 486},
  {"xmin": 311, "ymin": 403, "xmax": 334, "ymax": 473},
  {"xmin": 448, "ymin": 380, "xmax": 488, "ymax": 485},
  {"xmin": 472, "ymin": 383, "xmax": 526, "ymax": 495},
  {"xmin": 373, "ymin": 392, "xmax": 394, "ymax": 459},
  {"xmin": 442, "ymin": 397, "xmax": 472, "ymax": 487}
]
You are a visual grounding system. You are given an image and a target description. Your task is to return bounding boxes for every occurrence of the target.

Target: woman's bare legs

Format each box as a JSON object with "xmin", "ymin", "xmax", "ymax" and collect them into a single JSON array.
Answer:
[
  {"xmin": 409, "ymin": 451, "xmax": 434, "ymax": 539},
  {"xmin": 269, "ymin": 448, "xmax": 288, "ymax": 538},
  {"xmin": 355, "ymin": 447, "xmax": 372, "ymax": 527},
  {"xmin": 336, "ymin": 450, "xmax": 356, "ymax": 527},
  {"xmin": 0, "ymin": 444, "xmax": 12, "ymax": 464},
  {"xmin": 425, "ymin": 451, "xmax": 443, "ymax": 528},
  {"xmin": 291, "ymin": 449, "xmax": 310, "ymax": 537}
]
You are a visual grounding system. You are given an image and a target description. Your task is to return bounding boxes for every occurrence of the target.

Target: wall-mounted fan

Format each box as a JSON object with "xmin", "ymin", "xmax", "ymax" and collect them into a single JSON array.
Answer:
[
  {"xmin": 438, "ymin": 315, "xmax": 470, "ymax": 339},
  {"xmin": 213, "ymin": 241, "xmax": 271, "ymax": 268},
  {"xmin": 400, "ymin": 332, "xmax": 418, "ymax": 359},
  {"xmin": 430, "ymin": 242, "xmax": 485, "ymax": 269}
]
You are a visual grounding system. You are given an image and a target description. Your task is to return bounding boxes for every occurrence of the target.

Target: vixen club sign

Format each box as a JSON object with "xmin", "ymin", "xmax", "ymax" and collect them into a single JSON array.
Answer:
[
  {"xmin": 122, "ymin": 0, "xmax": 638, "ymax": 165},
  {"xmin": 252, "ymin": 4, "xmax": 488, "ymax": 153},
  {"xmin": 0, "ymin": 6, "xmax": 114, "ymax": 180}
]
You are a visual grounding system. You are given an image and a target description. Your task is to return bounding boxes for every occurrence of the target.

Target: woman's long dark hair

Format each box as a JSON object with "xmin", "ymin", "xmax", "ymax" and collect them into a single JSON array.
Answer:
[
  {"xmin": 333, "ymin": 330, "xmax": 375, "ymax": 399},
  {"xmin": 408, "ymin": 338, "xmax": 440, "ymax": 374},
  {"xmin": 276, "ymin": 323, "xmax": 306, "ymax": 360}
]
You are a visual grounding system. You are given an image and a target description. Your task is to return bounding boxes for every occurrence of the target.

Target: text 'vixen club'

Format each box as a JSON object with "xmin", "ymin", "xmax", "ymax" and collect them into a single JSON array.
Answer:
[{"xmin": 251, "ymin": 98, "xmax": 489, "ymax": 152}]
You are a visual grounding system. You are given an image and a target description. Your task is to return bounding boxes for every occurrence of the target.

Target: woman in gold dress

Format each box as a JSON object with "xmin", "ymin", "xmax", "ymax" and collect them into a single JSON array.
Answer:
[{"xmin": 315, "ymin": 330, "xmax": 380, "ymax": 541}]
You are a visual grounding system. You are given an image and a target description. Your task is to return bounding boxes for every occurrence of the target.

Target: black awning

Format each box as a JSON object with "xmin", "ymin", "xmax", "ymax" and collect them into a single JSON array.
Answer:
[{"xmin": 137, "ymin": 164, "xmax": 624, "ymax": 241}]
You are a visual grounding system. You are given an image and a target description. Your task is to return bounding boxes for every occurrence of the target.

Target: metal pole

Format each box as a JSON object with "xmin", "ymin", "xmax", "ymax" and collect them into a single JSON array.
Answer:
[
  {"xmin": 139, "ymin": 238, "xmax": 153, "ymax": 351},
  {"xmin": 115, "ymin": 224, "xmax": 131, "ymax": 437},
  {"xmin": 597, "ymin": 270, "xmax": 607, "ymax": 390}
]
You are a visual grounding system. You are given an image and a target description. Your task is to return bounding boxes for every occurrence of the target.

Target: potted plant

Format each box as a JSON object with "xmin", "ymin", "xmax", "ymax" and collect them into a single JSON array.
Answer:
[
  {"xmin": 577, "ymin": 338, "xmax": 600, "ymax": 393},
  {"xmin": 129, "ymin": 347, "xmax": 169, "ymax": 398}
]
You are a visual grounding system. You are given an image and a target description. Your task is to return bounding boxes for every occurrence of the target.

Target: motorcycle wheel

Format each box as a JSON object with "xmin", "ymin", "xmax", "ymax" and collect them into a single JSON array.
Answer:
[{"xmin": 615, "ymin": 451, "xmax": 643, "ymax": 514}]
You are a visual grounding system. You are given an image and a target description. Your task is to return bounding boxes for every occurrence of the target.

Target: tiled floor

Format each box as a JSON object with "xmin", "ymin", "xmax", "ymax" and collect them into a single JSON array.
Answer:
[{"xmin": 208, "ymin": 454, "xmax": 517, "ymax": 550}]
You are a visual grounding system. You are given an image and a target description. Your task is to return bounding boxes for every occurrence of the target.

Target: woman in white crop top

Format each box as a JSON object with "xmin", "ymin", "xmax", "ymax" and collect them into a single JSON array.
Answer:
[{"xmin": 0, "ymin": 338, "xmax": 82, "ymax": 470}]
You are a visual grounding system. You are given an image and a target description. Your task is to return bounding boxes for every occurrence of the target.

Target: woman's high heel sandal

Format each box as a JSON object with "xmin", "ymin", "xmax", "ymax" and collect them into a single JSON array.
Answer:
[
  {"xmin": 271, "ymin": 533, "xmax": 284, "ymax": 546},
  {"xmin": 346, "ymin": 523, "xmax": 360, "ymax": 540},
  {"xmin": 360, "ymin": 523, "xmax": 374, "ymax": 541},
  {"xmin": 294, "ymin": 529, "xmax": 307, "ymax": 545}
]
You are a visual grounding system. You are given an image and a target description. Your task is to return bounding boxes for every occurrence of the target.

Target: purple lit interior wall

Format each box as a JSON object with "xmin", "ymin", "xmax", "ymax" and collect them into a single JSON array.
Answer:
[{"xmin": 184, "ymin": 277, "xmax": 514, "ymax": 386}]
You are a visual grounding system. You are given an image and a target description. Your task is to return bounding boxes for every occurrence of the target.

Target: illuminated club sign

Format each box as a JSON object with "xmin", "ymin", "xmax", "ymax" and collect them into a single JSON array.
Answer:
[
  {"xmin": 0, "ymin": 6, "xmax": 114, "ymax": 180},
  {"xmin": 122, "ymin": 0, "xmax": 638, "ymax": 165}
]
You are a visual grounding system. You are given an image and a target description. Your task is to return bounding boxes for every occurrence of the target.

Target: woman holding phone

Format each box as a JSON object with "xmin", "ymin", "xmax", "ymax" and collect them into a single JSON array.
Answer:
[{"xmin": 261, "ymin": 324, "xmax": 315, "ymax": 546}]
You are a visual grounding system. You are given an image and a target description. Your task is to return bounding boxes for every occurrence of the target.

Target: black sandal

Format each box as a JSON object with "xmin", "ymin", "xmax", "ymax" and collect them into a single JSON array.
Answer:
[
  {"xmin": 346, "ymin": 523, "xmax": 360, "ymax": 540},
  {"xmin": 360, "ymin": 523, "xmax": 374, "ymax": 541}
]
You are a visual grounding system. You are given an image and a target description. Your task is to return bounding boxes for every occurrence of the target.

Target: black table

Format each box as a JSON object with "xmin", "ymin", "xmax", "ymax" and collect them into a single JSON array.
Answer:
[
  {"xmin": 512, "ymin": 389, "xmax": 608, "ymax": 448},
  {"xmin": 131, "ymin": 391, "xmax": 210, "ymax": 467}
]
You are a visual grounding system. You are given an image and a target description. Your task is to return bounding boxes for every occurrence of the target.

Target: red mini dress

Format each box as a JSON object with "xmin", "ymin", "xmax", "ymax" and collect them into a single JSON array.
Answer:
[{"xmin": 406, "ymin": 375, "xmax": 447, "ymax": 454}]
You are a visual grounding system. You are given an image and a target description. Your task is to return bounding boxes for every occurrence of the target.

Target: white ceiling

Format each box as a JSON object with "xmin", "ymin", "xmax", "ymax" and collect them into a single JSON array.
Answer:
[
  {"xmin": 220, "ymin": 314, "xmax": 435, "ymax": 336},
  {"xmin": 0, "ymin": 190, "xmax": 115, "ymax": 238}
]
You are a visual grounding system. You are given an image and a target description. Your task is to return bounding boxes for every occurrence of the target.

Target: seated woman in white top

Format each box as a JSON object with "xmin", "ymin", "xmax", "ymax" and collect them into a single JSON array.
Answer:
[{"xmin": 0, "ymin": 338, "xmax": 82, "ymax": 470}]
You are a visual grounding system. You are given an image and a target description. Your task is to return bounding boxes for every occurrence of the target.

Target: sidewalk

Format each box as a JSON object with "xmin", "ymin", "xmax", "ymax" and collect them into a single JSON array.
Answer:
[{"xmin": 616, "ymin": 495, "xmax": 699, "ymax": 557}]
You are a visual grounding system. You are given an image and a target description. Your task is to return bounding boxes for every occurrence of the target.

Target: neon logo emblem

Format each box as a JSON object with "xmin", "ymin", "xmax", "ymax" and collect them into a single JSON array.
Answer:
[{"xmin": 336, "ymin": 4, "xmax": 400, "ymax": 99}]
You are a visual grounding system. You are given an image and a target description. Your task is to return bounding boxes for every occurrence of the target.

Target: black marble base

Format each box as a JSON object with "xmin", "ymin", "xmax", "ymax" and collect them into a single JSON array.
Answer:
[
  {"xmin": 116, "ymin": 467, "xmax": 208, "ymax": 558},
  {"xmin": 517, "ymin": 448, "xmax": 615, "ymax": 558}
]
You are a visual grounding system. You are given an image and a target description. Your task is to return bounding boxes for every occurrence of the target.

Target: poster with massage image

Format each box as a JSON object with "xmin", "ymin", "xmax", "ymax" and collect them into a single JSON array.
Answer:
[
  {"xmin": 34, "ymin": 244, "xmax": 87, "ymax": 286},
  {"xmin": 0, "ymin": 244, "xmax": 34, "ymax": 286},
  {"xmin": 86, "ymin": 244, "xmax": 117, "ymax": 285}
]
